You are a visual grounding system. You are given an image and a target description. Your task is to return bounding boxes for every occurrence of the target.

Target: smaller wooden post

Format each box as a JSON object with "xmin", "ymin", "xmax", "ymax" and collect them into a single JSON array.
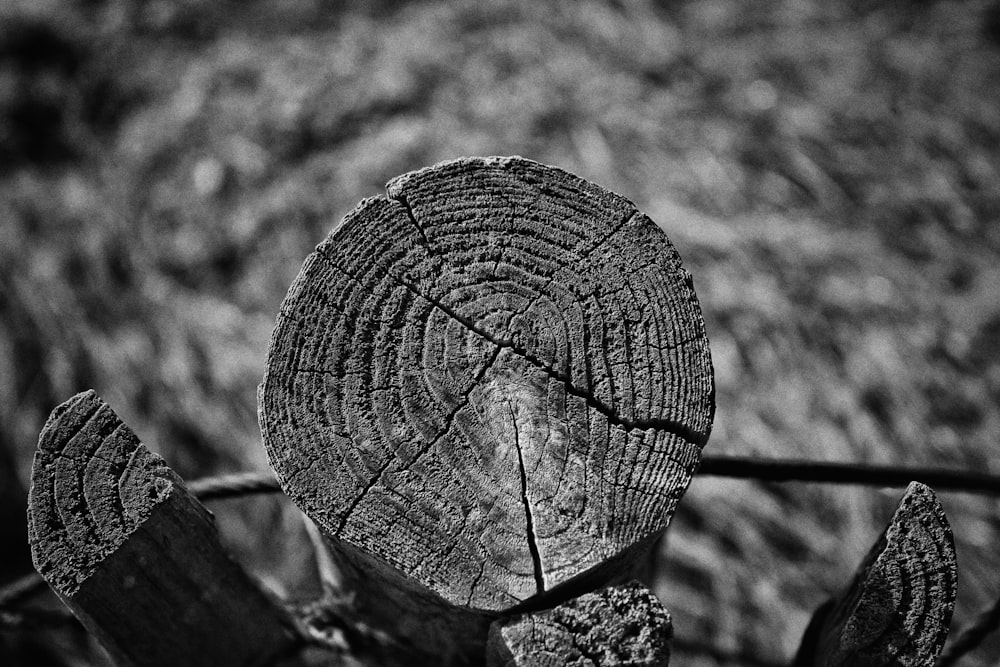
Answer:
[
  {"xmin": 28, "ymin": 391, "xmax": 304, "ymax": 667},
  {"xmin": 486, "ymin": 581, "xmax": 672, "ymax": 666},
  {"xmin": 792, "ymin": 481, "xmax": 957, "ymax": 667}
]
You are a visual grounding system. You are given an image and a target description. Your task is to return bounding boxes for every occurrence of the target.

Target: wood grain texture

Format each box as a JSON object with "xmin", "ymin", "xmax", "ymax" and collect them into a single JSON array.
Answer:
[
  {"xmin": 259, "ymin": 156, "xmax": 713, "ymax": 655},
  {"xmin": 792, "ymin": 481, "xmax": 957, "ymax": 667},
  {"xmin": 486, "ymin": 580, "xmax": 672, "ymax": 666},
  {"xmin": 28, "ymin": 390, "xmax": 302, "ymax": 667}
]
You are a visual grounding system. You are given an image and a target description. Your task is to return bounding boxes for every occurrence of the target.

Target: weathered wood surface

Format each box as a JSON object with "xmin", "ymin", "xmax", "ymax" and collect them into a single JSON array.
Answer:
[
  {"xmin": 259, "ymin": 156, "xmax": 714, "ymax": 659},
  {"xmin": 792, "ymin": 481, "xmax": 957, "ymax": 667},
  {"xmin": 486, "ymin": 580, "xmax": 672, "ymax": 666},
  {"xmin": 28, "ymin": 390, "xmax": 303, "ymax": 667}
]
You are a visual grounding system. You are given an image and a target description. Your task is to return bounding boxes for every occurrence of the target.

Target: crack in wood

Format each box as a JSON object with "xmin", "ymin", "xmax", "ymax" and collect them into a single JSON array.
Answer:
[
  {"xmin": 508, "ymin": 404, "xmax": 545, "ymax": 595},
  {"xmin": 386, "ymin": 261, "xmax": 705, "ymax": 446},
  {"xmin": 335, "ymin": 345, "xmax": 504, "ymax": 533},
  {"xmin": 392, "ymin": 192, "xmax": 433, "ymax": 254},
  {"xmin": 577, "ymin": 210, "xmax": 637, "ymax": 262}
]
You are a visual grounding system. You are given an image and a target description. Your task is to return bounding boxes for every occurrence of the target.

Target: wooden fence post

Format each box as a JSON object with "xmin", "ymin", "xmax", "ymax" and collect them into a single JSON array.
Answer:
[
  {"xmin": 28, "ymin": 390, "xmax": 304, "ymax": 667},
  {"xmin": 259, "ymin": 156, "xmax": 715, "ymax": 663},
  {"xmin": 792, "ymin": 481, "xmax": 957, "ymax": 666},
  {"xmin": 486, "ymin": 580, "xmax": 672, "ymax": 666}
]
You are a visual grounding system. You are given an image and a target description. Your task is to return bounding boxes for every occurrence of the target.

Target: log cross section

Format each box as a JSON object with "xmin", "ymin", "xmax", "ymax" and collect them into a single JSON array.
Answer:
[
  {"xmin": 28, "ymin": 390, "xmax": 301, "ymax": 667},
  {"xmin": 260, "ymin": 156, "xmax": 714, "ymax": 657},
  {"xmin": 794, "ymin": 481, "xmax": 958, "ymax": 666}
]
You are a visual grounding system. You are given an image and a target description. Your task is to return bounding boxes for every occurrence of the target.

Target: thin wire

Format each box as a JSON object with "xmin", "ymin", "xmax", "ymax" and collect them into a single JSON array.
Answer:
[
  {"xmin": 0, "ymin": 607, "xmax": 78, "ymax": 630},
  {"xmin": 697, "ymin": 456, "xmax": 1000, "ymax": 495},
  {"xmin": 0, "ymin": 571, "xmax": 49, "ymax": 608},
  {"xmin": 936, "ymin": 596, "xmax": 1000, "ymax": 666},
  {"xmin": 186, "ymin": 471, "xmax": 282, "ymax": 501}
]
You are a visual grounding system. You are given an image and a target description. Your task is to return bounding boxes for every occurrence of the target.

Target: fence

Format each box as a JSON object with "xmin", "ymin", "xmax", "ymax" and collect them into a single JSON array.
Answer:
[{"xmin": 9, "ymin": 157, "xmax": 991, "ymax": 665}]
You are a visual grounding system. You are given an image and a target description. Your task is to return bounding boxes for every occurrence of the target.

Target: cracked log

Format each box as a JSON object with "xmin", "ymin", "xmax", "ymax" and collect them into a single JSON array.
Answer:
[
  {"xmin": 259, "ymin": 156, "xmax": 714, "ymax": 663},
  {"xmin": 485, "ymin": 580, "xmax": 672, "ymax": 666},
  {"xmin": 28, "ymin": 391, "xmax": 303, "ymax": 667},
  {"xmin": 792, "ymin": 482, "xmax": 957, "ymax": 667}
]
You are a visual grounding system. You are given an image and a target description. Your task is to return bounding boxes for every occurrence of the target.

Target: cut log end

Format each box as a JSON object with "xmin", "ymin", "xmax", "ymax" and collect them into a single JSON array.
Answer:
[
  {"xmin": 260, "ymin": 156, "xmax": 715, "ymax": 620},
  {"xmin": 29, "ymin": 389, "xmax": 179, "ymax": 598},
  {"xmin": 794, "ymin": 481, "xmax": 957, "ymax": 667},
  {"xmin": 29, "ymin": 391, "xmax": 302, "ymax": 667},
  {"xmin": 486, "ymin": 581, "xmax": 672, "ymax": 667}
]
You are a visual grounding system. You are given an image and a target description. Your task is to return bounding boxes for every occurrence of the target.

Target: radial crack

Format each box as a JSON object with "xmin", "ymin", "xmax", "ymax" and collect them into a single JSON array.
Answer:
[
  {"xmin": 509, "ymin": 404, "xmax": 545, "ymax": 594},
  {"xmin": 396, "ymin": 275, "xmax": 704, "ymax": 444},
  {"xmin": 313, "ymin": 246, "xmax": 707, "ymax": 447},
  {"xmin": 390, "ymin": 192, "xmax": 432, "ymax": 253},
  {"xmin": 335, "ymin": 345, "xmax": 503, "ymax": 533},
  {"xmin": 577, "ymin": 209, "xmax": 638, "ymax": 261}
]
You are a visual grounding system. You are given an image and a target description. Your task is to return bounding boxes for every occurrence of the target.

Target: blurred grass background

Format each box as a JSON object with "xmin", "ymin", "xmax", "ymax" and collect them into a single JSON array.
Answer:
[{"xmin": 1, "ymin": 0, "xmax": 999, "ymax": 664}]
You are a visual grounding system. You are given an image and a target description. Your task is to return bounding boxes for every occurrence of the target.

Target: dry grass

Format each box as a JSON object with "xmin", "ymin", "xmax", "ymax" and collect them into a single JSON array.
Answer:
[{"xmin": 2, "ymin": 0, "xmax": 999, "ymax": 664}]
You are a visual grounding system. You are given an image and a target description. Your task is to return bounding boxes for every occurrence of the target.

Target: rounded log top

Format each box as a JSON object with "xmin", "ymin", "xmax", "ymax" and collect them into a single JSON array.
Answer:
[
  {"xmin": 29, "ymin": 390, "xmax": 180, "ymax": 598},
  {"xmin": 259, "ymin": 156, "xmax": 714, "ymax": 611}
]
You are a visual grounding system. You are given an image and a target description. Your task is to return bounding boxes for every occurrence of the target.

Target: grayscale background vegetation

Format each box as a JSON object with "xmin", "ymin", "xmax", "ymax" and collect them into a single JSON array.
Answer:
[{"xmin": 1, "ymin": 0, "xmax": 998, "ymax": 664}]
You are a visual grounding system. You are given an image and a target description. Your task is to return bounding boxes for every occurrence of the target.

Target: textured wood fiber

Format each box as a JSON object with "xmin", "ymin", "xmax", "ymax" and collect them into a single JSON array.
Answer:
[
  {"xmin": 260, "ymin": 156, "xmax": 714, "ymax": 614},
  {"xmin": 793, "ymin": 482, "xmax": 957, "ymax": 667},
  {"xmin": 486, "ymin": 581, "xmax": 672, "ymax": 666},
  {"xmin": 28, "ymin": 391, "xmax": 301, "ymax": 667}
]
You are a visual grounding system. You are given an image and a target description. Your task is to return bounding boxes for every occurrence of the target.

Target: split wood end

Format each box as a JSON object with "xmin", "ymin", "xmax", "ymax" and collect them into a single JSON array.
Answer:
[
  {"xmin": 29, "ymin": 390, "xmax": 179, "ymax": 597},
  {"xmin": 259, "ymin": 156, "xmax": 715, "ymax": 619},
  {"xmin": 794, "ymin": 481, "xmax": 957, "ymax": 667},
  {"xmin": 28, "ymin": 391, "xmax": 302, "ymax": 667}
]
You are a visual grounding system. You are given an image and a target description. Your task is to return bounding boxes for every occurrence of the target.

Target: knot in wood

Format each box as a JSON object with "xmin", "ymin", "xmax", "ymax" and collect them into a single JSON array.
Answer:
[{"xmin": 260, "ymin": 156, "xmax": 714, "ymax": 612}]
